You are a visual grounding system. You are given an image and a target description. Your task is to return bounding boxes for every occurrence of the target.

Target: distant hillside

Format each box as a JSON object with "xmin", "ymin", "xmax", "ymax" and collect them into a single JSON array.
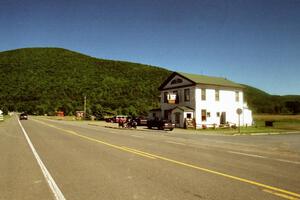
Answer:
[
  {"xmin": 243, "ymin": 84, "xmax": 300, "ymax": 114},
  {"xmin": 0, "ymin": 47, "xmax": 299, "ymax": 116},
  {"xmin": 0, "ymin": 48, "xmax": 171, "ymax": 116}
]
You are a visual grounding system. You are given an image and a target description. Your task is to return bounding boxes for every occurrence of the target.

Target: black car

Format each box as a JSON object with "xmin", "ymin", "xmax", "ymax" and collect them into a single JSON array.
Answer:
[
  {"xmin": 135, "ymin": 117, "xmax": 148, "ymax": 126},
  {"xmin": 19, "ymin": 113, "xmax": 28, "ymax": 120},
  {"xmin": 147, "ymin": 119, "xmax": 175, "ymax": 131}
]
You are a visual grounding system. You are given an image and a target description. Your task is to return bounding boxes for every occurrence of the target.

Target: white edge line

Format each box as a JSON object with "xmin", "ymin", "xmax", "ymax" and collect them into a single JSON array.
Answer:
[
  {"xmin": 130, "ymin": 135, "xmax": 144, "ymax": 138},
  {"xmin": 18, "ymin": 119, "xmax": 66, "ymax": 200},
  {"xmin": 227, "ymin": 151, "xmax": 266, "ymax": 158},
  {"xmin": 228, "ymin": 151, "xmax": 300, "ymax": 165},
  {"xmin": 274, "ymin": 159, "xmax": 300, "ymax": 165},
  {"xmin": 166, "ymin": 141, "xmax": 186, "ymax": 146}
]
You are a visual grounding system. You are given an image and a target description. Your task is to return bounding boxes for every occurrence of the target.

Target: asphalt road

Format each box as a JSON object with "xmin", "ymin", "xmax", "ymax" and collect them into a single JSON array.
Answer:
[{"xmin": 1, "ymin": 116, "xmax": 300, "ymax": 200}]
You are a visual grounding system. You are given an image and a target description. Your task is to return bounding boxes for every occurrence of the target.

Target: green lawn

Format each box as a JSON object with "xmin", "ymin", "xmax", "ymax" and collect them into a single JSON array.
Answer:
[
  {"xmin": 254, "ymin": 114, "xmax": 300, "ymax": 131},
  {"xmin": 194, "ymin": 114, "xmax": 300, "ymax": 135}
]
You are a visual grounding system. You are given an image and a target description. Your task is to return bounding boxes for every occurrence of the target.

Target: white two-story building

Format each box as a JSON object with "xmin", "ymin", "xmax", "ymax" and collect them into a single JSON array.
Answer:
[{"xmin": 153, "ymin": 72, "xmax": 252, "ymax": 128}]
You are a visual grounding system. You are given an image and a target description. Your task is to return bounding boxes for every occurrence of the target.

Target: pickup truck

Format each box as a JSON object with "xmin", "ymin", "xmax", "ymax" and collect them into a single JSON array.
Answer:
[
  {"xmin": 19, "ymin": 113, "xmax": 28, "ymax": 120},
  {"xmin": 147, "ymin": 119, "xmax": 175, "ymax": 131}
]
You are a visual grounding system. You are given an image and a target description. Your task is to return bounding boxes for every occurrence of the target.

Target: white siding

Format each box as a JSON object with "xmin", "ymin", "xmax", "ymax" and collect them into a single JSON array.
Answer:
[
  {"xmin": 159, "ymin": 76, "xmax": 253, "ymax": 128},
  {"xmin": 195, "ymin": 86, "xmax": 246, "ymax": 128}
]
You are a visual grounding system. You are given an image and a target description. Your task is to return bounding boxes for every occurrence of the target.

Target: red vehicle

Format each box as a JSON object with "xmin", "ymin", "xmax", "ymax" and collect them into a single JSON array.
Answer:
[{"xmin": 113, "ymin": 115, "xmax": 128, "ymax": 123}]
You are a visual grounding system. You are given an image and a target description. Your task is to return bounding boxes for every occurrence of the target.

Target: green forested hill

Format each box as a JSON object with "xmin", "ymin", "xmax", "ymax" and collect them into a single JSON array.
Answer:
[
  {"xmin": 243, "ymin": 84, "xmax": 300, "ymax": 114},
  {"xmin": 0, "ymin": 47, "xmax": 299, "ymax": 116},
  {"xmin": 0, "ymin": 48, "xmax": 171, "ymax": 116}
]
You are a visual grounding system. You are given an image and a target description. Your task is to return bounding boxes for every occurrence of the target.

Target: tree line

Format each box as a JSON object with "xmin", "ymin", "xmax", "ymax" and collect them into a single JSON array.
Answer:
[{"xmin": 0, "ymin": 48, "xmax": 170, "ymax": 118}]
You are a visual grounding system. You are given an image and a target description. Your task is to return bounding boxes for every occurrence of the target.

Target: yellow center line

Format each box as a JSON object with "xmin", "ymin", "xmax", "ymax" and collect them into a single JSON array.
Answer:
[
  {"xmin": 33, "ymin": 119, "xmax": 156, "ymax": 160},
  {"xmin": 33, "ymin": 118, "xmax": 300, "ymax": 199},
  {"xmin": 263, "ymin": 189, "xmax": 300, "ymax": 200},
  {"xmin": 121, "ymin": 146, "xmax": 158, "ymax": 158}
]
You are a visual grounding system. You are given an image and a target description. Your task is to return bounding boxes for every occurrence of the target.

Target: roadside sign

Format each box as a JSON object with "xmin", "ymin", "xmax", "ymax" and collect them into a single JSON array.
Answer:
[
  {"xmin": 236, "ymin": 108, "xmax": 242, "ymax": 133},
  {"xmin": 236, "ymin": 108, "xmax": 242, "ymax": 115}
]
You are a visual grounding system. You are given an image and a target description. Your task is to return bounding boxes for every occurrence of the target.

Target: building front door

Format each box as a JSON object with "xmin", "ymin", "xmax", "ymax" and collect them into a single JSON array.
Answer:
[
  {"xmin": 220, "ymin": 112, "xmax": 226, "ymax": 124},
  {"xmin": 164, "ymin": 110, "xmax": 171, "ymax": 120},
  {"xmin": 175, "ymin": 112, "xmax": 181, "ymax": 127}
]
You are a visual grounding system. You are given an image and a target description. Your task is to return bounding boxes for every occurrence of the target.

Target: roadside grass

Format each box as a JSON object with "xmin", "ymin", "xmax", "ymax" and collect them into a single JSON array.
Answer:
[
  {"xmin": 194, "ymin": 114, "xmax": 300, "ymax": 135},
  {"xmin": 3, "ymin": 115, "xmax": 12, "ymax": 120},
  {"xmin": 0, "ymin": 115, "xmax": 12, "ymax": 123},
  {"xmin": 193, "ymin": 126, "xmax": 283, "ymax": 135},
  {"xmin": 253, "ymin": 114, "xmax": 300, "ymax": 131},
  {"xmin": 253, "ymin": 114, "xmax": 300, "ymax": 121}
]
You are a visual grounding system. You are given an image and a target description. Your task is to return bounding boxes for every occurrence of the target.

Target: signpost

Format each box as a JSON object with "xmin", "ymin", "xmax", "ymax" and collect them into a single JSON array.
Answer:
[{"xmin": 236, "ymin": 108, "xmax": 242, "ymax": 133}]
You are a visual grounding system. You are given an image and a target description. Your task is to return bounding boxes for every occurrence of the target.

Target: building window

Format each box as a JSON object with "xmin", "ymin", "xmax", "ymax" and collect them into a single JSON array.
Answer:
[
  {"xmin": 173, "ymin": 90, "xmax": 179, "ymax": 104},
  {"xmin": 215, "ymin": 90, "xmax": 219, "ymax": 101},
  {"xmin": 235, "ymin": 91, "xmax": 239, "ymax": 102},
  {"xmin": 201, "ymin": 109, "xmax": 207, "ymax": 121},
  {"xmin": 171, "ymin": 78, "xmax": 183, "ymax": 85},
  {"xmin": 184, "ymin": 89, "xmax": 190, "ymax": 102},
  {"xmin": 216, "ymin": 112, "xmax": 220, "ymax": 117},
  {"xmin": 164, "ymin": 92, "xmax": 168, "ymax": 103},
  {"xmin": 201, "ymin": 89, "xmax": 206, "ymax": 101},
  {"xmin": 207, "ymin": 112, "xmax": 211, "ymax": 117}
]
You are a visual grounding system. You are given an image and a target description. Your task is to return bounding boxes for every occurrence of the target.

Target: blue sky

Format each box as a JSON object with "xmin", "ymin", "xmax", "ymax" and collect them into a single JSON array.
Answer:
[{"xmin": 1, "ymin": 0, "xmax": 299, "ymax": 95}]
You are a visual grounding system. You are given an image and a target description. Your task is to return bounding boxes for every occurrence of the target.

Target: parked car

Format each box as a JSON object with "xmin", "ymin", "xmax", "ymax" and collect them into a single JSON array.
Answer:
[
  {"xmin": 19, "ymin": 113, "xmax": 28, "ymax": 120},
  {"xmin": 135, "ymin": 117, "xmax": 148, "ymax": 126},
  {"xmin": 147, "ymin": 119, "xmax": 175, "ymax": 131}
]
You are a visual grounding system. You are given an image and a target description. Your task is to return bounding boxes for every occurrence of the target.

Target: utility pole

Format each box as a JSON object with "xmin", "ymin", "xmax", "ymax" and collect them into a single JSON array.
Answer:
[{"xmin": 84, "ymin": 95, "xmax": 87, "ymax": 119}]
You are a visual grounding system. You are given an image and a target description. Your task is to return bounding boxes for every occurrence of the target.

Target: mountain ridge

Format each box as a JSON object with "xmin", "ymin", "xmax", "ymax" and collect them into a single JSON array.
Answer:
[{"xmin": 0, "ymin": 47, "xmax": 299, "ymax": 115}]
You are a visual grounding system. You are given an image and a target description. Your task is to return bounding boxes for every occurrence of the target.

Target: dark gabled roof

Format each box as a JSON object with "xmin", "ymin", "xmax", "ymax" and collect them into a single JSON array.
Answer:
[
  {"xmin": 158, "ymin": 72, "xmax": 196, "ymax": 90},
  {"xmin": 149, "ymin": 108, "xmax": 161, "ymax": 112},
  {"xmin": 172, "ymin": 106, "xmax": 194, "ymax": 112},
  {"xmin": 159, "ymin": 72, "xmax": 243, "ymax": 90}
]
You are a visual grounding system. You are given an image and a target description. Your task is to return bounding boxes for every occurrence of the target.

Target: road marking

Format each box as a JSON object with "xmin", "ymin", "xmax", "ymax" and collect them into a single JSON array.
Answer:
[
  {"xmin": 130, "ymin": 135, "xmax": 144, "ymax": 138},
  {"xmin": 109, "ymin": 131, "xmax": 118, "ymax": 134},
  {"xmin": 33, "ymin": 119, "xmax": 300, "ymax": 199},
  {"xmin": 166, "ymin": 141, "xmax": 186, "ymax": 146},
  {"xmin": 122, "ymin": 146, "xmax": 156, "ymax": 159},
  {"xmin": 275, "ymin": 159, "xmax": 300, "ymax": 165},
  {"xmin": 263, "ymin": 189, "xmax": 300, "ymax": 200},
  {"xmin": 33, "ymin": 119, "xmax": 155, "ymax": 160},
  {"xmin": 107, "ymin": 130, "xmax": 119, "ymax": 134},
  {"xmin": 227, "ymin": 151, "xmax": 267, "ymax": 158},
  {"xmin": 17, "ymin": 119, "xmax": 66, "ymax": 200},
  {"xmin": 228, "ymin": 151, "xmax": 300, "ymax": 165}
]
